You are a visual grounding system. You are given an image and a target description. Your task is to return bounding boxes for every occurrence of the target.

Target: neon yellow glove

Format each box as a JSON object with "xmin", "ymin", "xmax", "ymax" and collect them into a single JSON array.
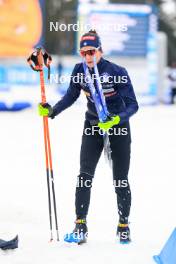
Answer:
[
  {"xmin": 38, "ymin": 103, "xmax": 53, "ymax": 117},
  {"xmin": 98, "ymin": 115, "xmax": 120, "ymax": 132}
]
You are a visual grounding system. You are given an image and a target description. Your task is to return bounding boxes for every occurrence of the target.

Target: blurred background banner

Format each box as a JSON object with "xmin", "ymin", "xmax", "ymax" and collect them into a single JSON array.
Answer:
[
  {"xmin": 0, "ymin": 0, "xmax": 44, "ymax": 57},
  {"xmin": 77, "ymin": 3, "xmax": 154, "ymax": 56},
  {"xmin": 0, "ymin": 0, "xmax": 176, "ymax": 110},
  {"xmin": 0, "ymin": 0, "xmax": 46, "ymax": 110}
]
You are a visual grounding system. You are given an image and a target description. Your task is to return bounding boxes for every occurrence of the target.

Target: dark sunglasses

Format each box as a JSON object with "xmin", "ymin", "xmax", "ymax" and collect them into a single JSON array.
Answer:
[{"xmin": 80, "ymin": 49, "xmax": 96, "ymax": 57}]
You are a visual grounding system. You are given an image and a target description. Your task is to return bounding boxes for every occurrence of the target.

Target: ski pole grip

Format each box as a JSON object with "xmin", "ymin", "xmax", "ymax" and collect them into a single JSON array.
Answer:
[{"xmin": 27, "ymin": 48, "xmax": 52, "ymax": 78}]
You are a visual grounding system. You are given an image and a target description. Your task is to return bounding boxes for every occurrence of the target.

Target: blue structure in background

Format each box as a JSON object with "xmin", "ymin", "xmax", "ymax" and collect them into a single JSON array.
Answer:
[
  {"xmin": 0, "ymin": 64, "xmax": 51, "ymax": 111},
  {"xmin": 153, "ymin": 228, "xmax": 176, "ymax": 264},
  {"xmin": 0, "ymin": 65, "xmax": 50, "ymax": 87},
  {"xmin": 0, "ymin": 102, "xmax": 31, "ymax": 111},
  {"xmin": 77, "ymin": 4, "xmax": 157, "ymax": 57}
]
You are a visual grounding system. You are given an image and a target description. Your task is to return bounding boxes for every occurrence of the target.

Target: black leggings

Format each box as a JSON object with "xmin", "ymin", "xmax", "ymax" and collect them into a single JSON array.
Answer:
[
  {"xmin": 75, "ymin": 120, "xmax": 131, "ymax": 220},
  {"xmin": 171, "ymin": 87, "xmax": 176, "ymax": 104}
]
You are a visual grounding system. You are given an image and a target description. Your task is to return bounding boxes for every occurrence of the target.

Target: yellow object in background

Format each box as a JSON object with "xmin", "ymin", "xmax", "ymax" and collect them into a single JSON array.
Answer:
[{"xmin": 0, "ymin": 0, "xmax": 42, "ymax": 56}]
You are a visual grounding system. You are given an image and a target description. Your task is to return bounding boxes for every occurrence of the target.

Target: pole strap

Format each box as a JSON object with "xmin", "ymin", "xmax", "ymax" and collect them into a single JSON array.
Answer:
[{"xmin": 27, "ymin": 47, "xmax": 52, "ymax": 80}]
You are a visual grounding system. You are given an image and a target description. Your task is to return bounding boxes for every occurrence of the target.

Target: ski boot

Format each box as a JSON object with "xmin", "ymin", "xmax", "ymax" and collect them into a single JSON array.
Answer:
[
  {"xmin": 117, "ymin": 217, "xmax": 131, "ymax": 244},
  {"xmin": 64, "ymin": 219, "xmax": 88, "ymax": 244}
]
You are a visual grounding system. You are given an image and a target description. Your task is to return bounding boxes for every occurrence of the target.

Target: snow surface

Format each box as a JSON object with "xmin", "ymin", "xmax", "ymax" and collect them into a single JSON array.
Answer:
[{"xmin": 0, "ymin": 103, "xmax": 176, "ymax": 264}]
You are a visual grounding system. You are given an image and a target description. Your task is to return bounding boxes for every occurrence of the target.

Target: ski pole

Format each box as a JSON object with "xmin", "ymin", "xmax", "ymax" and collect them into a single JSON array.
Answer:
[
  {"xmin": 27, "ymin": 47, "xmax": 59, "ymax": 241},
  {"xmin": 39, "ymin": 65, "xmax": 59, "ymax": 241}
]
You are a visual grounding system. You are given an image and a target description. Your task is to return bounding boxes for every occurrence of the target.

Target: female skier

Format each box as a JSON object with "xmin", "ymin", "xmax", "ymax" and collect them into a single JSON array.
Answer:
[{"xmin": 39, "ymin": 30, "xmax": 139, "ymax": 244}]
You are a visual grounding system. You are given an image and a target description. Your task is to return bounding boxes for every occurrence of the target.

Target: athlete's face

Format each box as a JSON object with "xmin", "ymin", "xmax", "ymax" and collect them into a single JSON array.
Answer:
[{"xmin": 80, "ymin": 46, "xmax": 102, "ymax": 68}]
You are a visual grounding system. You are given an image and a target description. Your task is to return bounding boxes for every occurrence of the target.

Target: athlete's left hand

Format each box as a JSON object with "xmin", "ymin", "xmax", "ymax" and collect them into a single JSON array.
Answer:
[{"xmin": 98, "ymin": 115, "xmax": 120, "ymax": 132}]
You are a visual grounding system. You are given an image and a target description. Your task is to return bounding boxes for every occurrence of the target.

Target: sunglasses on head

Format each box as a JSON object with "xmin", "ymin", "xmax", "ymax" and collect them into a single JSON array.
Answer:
[{"xmin": 80, "ymin": 49, "xmax": 97, "ymax": 57}]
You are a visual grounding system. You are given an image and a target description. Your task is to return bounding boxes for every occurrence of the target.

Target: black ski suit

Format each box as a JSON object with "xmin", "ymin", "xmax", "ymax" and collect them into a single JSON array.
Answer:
[{"xmin": 51, "ymin": 58, "xmax": 139, "ymax": 220}]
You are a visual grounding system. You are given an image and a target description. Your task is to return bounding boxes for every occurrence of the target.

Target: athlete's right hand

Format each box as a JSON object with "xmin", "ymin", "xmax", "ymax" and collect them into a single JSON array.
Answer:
[{"xmin": 38, "ymin": 103, "xmax": 54, "ymax": 118}]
